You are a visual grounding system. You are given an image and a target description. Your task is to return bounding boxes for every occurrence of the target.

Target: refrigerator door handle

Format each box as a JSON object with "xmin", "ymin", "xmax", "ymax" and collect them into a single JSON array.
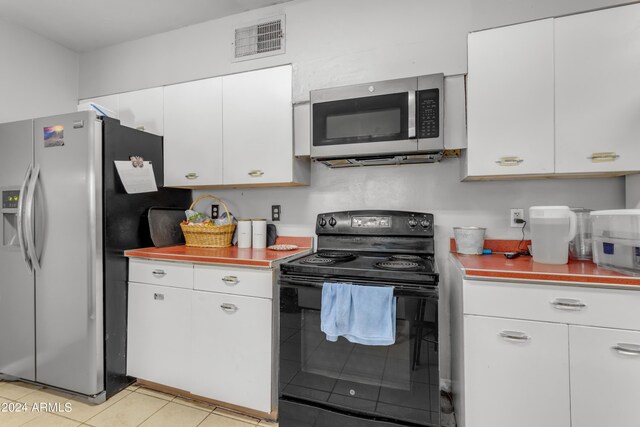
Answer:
[
  {"xmin": 24, "ymin": 163, "xmax": 40, "ymax": 272},
  {"xmin": 17, "ymin": 163, "xmax": 33, "ymax": 271}
]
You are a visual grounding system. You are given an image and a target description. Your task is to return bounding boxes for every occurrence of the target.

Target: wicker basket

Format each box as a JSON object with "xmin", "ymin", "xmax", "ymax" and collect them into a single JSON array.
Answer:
[{"xmin": 180, "ymin": 195, "xmax": 236, "ymax": 248}]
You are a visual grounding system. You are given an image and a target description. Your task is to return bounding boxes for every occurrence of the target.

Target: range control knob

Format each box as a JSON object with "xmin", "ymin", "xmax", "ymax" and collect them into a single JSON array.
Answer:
[
  {"xmin": 408, "ymin": 217, "xmax": 418, "ymax": 228},
  {"xmin": 420, "ymin": 219, "xmax": 431, "ymax": 229},
  {"xmin": 329, "ymin": 217, "xmax": 337, "ymax": 227},
  {"xmin": 319, "ymin": 217, "xmax": 327, "ymax": 227}
]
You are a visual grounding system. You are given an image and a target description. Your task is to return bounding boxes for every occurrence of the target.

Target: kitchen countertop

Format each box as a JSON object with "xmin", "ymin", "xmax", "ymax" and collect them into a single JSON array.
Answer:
[
  {"xmin": 125, "ymin": 236, "xmax": 313, "ymax": 268},
  {"xmin": 452, "ymin": 252, "xmax": 640, "ymax": 287}
]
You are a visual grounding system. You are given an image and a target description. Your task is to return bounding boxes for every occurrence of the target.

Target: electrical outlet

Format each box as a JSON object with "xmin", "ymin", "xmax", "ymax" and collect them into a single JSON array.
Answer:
[
  {"xmin": 272, "ymin": 205, "xmax": 281, "ymax": 221},
  {"xmin": 510, "ymin": 208, "xmax": 524, "ymax": 228},
  {"xmin": 211, "ymin": 204, "xmax": 219, "ymax": 219}
]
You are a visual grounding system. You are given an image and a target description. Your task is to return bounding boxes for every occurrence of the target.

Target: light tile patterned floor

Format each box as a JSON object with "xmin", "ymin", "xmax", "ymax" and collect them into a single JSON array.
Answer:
[{"xmin": 0, "ymin": 379, "xmax": 277, "ymax": 427}]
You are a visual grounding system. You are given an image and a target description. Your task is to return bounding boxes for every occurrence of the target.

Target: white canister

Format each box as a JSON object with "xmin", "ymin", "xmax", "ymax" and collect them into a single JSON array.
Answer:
[
  {"xmin": 237, "ymin": 219, "xmax": 252, "ymax": 248},
  {"xmin": 252, "ymin": 219, "xmax": 267, "ymax": 249}
]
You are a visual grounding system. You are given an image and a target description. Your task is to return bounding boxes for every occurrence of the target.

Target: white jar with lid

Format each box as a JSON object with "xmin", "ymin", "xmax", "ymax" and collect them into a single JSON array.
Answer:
[{"xmin": 529, "ymin": 206, "xmax": 577, "ymax": 264}]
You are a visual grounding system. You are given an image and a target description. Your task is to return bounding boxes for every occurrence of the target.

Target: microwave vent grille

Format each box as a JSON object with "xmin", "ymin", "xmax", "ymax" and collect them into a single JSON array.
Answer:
[{"xmin": 233, "ymin": 16, "xmax": 285, "ymax": 61}]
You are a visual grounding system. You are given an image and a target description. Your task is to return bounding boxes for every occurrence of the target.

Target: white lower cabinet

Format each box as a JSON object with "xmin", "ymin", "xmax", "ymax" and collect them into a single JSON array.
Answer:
[
  {"xmin": 450, "ymin": 261, "xmax": 640, "ymax": 427},
  {"xmin": 127, "ymin": 260, "xmax": 275, "ymax": 414},
  {"xmin": 191, "ymin": 291, "xmax": 273, "ymax": 413},
  {"xmin": 463, "ymin": 316, "xmax": 570, "ymax": 427},
  {"xmin": 569, "ymin": 326, "xmax": 640, "ymax": 427},
  {"xmin": 127, "ymin": 282, "xmax": 191, "ymax": 391}
]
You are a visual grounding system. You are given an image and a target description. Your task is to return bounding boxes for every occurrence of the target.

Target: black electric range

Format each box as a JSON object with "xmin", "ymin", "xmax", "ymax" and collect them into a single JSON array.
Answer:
[{"xmin": 279, "ymin": 211, "xmax": 440, "ymax": 427}]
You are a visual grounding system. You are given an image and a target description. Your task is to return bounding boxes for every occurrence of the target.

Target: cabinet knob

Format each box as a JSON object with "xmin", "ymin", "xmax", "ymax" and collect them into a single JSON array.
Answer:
[
  {"xmin": 222, "ymin": 276, "xmax": 239, "ymax": 285},
  {"xmin": 185, "ymin": 173, "xmax": 199, "ymax": 180},
  {"xmin": 550, "ymin": 298, "xmax": 586, "ymax": 311},
  {"xmin": 499, "ymin": 330, "xmax": 531, "ymax": 342},
  {"xmin": 495, "ymin": 156, "xmax": 524, "ymax": 166},
  {"xmin": 588, "ymin": 152, "xmax": 619, "ymax": 163},
  {"xmin": 612, "ymin": 343, "xmax": 640, "ymax": 356},
  {"xmin": 151, "ymin": 269, "xmax": 166, "ymax": 278},
  {"xmin": 153, "ymin": 293, "xmax": 164, "ymax": 301},
  {"xmin": 220, "ymin": 303, "xmax": 238, "ymax": 312},
  {"xmin": 136, "ymin": 125, "xmax": 146, "ymax": 131},
  {"xmin": 248, "ymin": 170, "xmax": 265, "ymax": 177}
]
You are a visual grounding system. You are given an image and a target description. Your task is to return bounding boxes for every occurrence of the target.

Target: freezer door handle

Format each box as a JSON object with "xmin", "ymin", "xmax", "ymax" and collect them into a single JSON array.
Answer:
[
  {"xmin": 16, "ymin": 163, "xmax": 33, "ymax": 271},
  {"xmin": 24, "ymin": 164, "xmax": 41, "ymax": 272}
]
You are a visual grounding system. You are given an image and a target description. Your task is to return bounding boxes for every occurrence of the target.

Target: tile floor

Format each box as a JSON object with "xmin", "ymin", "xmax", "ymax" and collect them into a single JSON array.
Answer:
[{"xmin": 0, "ymin": 379, "xmax": 277, "ymax": 427}]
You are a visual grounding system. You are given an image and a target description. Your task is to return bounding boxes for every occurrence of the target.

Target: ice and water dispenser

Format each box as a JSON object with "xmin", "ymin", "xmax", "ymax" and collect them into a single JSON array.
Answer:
[{"xmin": 1, "ymin": 188, "xmax": 20, "ymax": 248}]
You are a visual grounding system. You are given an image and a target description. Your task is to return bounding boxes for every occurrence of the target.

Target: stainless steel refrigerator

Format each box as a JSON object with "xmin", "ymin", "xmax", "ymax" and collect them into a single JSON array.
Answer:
[{"xmin": 0, "ymin": 111, "xmax": 191, "ymax": 402}]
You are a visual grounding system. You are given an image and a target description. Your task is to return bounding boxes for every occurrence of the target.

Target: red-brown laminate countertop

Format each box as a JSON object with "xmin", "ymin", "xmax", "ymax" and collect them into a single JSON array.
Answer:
[
  {"xmin": 452, "ymin": 252, "xmax": 640, "ymax": 287},
  {"xmin": 125, "ymin": 236, "xmax": 313, "ymax": 268}
]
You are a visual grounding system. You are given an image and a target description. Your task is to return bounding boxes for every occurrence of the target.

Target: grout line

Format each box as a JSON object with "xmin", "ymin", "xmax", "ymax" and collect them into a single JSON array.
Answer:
[{"xmin": 133, "ymin": 398, "xmax": 171, "ymax": 427}]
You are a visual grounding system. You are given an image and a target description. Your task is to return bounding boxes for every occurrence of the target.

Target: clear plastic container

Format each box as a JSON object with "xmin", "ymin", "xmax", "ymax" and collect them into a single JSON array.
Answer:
[
  {"xmin": 529, "ymin": 206, "xmax": 577, "ymax": 265},
  {"xmin": 591, "ymin": 210, "xmax": 640, "ymax": 275}
]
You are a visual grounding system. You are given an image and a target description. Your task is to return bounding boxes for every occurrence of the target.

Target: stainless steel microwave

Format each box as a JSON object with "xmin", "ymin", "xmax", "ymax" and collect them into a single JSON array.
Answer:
[{"xmin": 310, "ymin": 73, "xmax": 444, "ymax": 167}]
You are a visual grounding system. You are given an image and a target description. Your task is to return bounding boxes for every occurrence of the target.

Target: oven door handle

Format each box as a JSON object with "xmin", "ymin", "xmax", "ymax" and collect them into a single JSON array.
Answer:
[{"xmin": 278, "ymin": 276, "xmax": 438, "ymax": 298}]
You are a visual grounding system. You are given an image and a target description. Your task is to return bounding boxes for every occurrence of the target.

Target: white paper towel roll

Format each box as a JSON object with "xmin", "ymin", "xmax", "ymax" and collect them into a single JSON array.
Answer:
[
  {"xmin": 252, "ymin": 219, "xmax": 267, "ymax": 249},
  {"xmin": 237, "ymin": 220, "xmax": 252, "ymax": 248}
]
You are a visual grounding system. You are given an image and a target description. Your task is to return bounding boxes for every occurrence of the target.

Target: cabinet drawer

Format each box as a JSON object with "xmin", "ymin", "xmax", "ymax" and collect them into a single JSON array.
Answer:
[
  {"xmin": 464, "ymin": 280, "xmax": 640, "ymax": 330},
  {"xmin": 129, "ymin": 259, "xmax": 193, "ymax": 289},
  {"xmin": 194, "ymin": 265, "xmax": 273, "ymax": 299}
]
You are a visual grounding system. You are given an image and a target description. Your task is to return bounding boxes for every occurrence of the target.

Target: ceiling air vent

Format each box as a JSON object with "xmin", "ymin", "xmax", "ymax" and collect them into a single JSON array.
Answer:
[{"xmin": 233, "ymin": 15, "xmax": 285, "ymax": 61}]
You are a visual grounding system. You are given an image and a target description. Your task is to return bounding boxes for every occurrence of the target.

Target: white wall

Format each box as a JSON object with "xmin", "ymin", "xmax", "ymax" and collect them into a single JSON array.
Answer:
[
  {"xmin": 0, "ymin": 19, "xmax": 79, "ymax": 123},
  {"xmin": 78, "ymin": 0, "xmax": 631, "ymax": 382}
]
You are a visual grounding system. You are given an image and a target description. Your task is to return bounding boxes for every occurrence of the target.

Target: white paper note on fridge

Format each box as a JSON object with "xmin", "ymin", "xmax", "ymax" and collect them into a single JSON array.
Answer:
[{"xmin": 114, "ymin": 161, "xmax": 158, "ymax": 194}]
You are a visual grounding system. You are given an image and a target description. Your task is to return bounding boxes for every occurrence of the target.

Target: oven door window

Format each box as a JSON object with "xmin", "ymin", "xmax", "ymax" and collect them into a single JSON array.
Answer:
[
  {"xmin": 280, "ymin": 285, "xmax": 439, "ymax": 426},
  {"xmin": 313, "ymin": 93, "xmax": 409, "ymax": 146}
]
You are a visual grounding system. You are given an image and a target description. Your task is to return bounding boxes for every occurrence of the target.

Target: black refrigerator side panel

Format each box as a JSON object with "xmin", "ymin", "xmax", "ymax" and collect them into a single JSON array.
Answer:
[{"xmin": 102, "ymin": 117, "xmax": 192, "ymax": 397}]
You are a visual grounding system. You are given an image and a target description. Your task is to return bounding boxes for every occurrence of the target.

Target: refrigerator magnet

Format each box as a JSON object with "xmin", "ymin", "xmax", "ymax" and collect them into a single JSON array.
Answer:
[{"xmin": 44, "ymin": 125, "xmax": 64, "ymax": 148}]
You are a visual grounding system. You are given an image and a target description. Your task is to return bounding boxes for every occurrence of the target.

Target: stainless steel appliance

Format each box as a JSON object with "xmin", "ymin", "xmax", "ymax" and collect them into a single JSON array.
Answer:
[
  {"xmin": 310, "ymin": 74, "xmax": 444, "ymax": 167},
  {"xmin": 0, "ymin": 111, "xmax": 191, "ymax": 402},
  {"xmin": 279, "ymin": 211, "xmax": 440, "ymax": 426}
]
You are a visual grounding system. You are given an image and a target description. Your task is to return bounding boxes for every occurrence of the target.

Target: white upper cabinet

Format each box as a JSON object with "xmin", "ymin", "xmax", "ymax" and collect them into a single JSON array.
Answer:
[
  {"xmin": 555, "ymin": 4, "xmax": 640, "ymax": 174},
  {"xmin": 222, "ymin": 65, "xmax": 297, "ymax": 186},
  {"xmin": 466, "ymin": 19, "xmax": 555, "ymax": 178},
  {"xmin": 118, "ymin": 87, "xmax": 164, "ymax": 135},
  {"xmin": 79, "ymin": 88, "xmax": 163, "ymax": 135},
  {"xmin": 163, "ymin": 77, "xmax": 223, "ymax": 187}
]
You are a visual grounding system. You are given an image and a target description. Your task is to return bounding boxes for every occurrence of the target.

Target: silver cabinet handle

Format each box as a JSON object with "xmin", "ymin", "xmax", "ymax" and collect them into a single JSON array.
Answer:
[
  {"xmin": 499, "ymin": 330, "xmax": 531, "ymax": 342},
  {"xmin": 220, "ymin": 303, "xmax": 238, "ymax": 312},
  {"xmin": 153, "ymin": 293, "xmax": 164, "ymax": 301},
  {"xmin": 185, "ymin": 173, "xmax": 199, "ymax": 180},
  {"xmin": 152, "ymin": 269, "xmax": 166, "ymax": 277},
  {"xmin": 495, "ymin": 156, "xmax": 523, "ymax": 166},
  {"xmin": 588, "ymin": 152, "xmax": 619, "ymax": 162},
  {"xmin": 222, "ymin": 275, "xmax": 239, "ymax": 285},
  {"xmin": 248, "ymin": 170, "xmax": 265, "ymax": 177},
  {"xmin": 551, "ymin": 298, "xmax": 586, "ymax": 311},
  {"xmin": 612, "ymin": 343, "xmax": 640, "ymax": 356}
]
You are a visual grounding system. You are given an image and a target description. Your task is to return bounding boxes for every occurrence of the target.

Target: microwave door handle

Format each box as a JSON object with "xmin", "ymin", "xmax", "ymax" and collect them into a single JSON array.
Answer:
[{"xmin": 408, "ymin": 91, "xmax": 416, "ymax": 138}]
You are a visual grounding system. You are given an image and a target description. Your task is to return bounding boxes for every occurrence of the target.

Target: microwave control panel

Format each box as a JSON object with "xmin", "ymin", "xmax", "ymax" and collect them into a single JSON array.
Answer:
[{"xmin": 417, "ymin": 88, "xmax": 440, "ymax": 139}]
